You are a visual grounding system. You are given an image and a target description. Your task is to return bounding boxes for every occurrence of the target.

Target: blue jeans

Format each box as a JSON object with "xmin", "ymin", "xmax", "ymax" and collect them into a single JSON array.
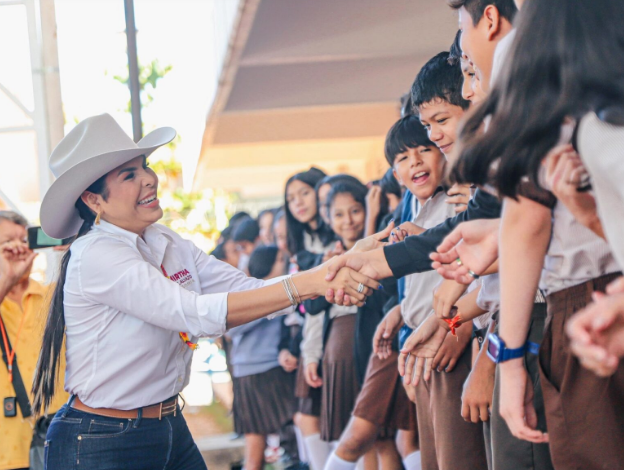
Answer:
[{"xmin": 45, "ymin": 399, "xmax": 207, "ymax": 470}]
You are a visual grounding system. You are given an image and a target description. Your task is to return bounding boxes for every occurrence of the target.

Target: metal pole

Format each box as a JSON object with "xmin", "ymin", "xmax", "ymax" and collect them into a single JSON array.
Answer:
[{"xmin": 124, "ymin": 0, "xmax": 142, "ymax": 142}]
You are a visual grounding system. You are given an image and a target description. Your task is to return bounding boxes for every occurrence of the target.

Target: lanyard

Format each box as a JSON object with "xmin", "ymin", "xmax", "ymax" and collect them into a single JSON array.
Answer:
[
  {"xmin": 0, "ymin": 311, "xmax": 27, "ymax": 383},
  {"xmin": 160, "ymin": 264, "xmax": 198, "ymax": 350}
]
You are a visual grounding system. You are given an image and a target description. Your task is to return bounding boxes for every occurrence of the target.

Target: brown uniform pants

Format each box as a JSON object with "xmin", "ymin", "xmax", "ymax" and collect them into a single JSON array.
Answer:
[
  {"xmin": 486, "ymin": 304, "xmax": 554, "ymax": 470},
  {"xmin": 414, "ymin": 344, "xmax": 488, "ymax": 470},
  {"xmin": 541, "ymin": 273, "xmax": 624, "ymax": 470}
]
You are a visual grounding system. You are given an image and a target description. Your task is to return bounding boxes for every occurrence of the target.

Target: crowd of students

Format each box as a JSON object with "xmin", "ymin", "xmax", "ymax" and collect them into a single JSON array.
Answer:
[{"xmin": 212, "ymin": 0, "xmax": 624, "ymax": 469}]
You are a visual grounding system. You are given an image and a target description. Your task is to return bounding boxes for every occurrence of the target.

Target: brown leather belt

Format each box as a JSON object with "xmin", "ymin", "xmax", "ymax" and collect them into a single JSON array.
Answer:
[{"xmin": 71, "ymin": 396, "xmax": 178, "ymax": 420}]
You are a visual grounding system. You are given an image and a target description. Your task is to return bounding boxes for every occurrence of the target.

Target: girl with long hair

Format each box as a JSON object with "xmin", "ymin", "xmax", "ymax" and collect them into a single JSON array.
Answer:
[
  {"xmin": 306, "ymin": 181, "xmax": 408, "ymax": 469},
  {"xmin": 284, "ymin": 168, "xmax": 336, "ymax": 470}
]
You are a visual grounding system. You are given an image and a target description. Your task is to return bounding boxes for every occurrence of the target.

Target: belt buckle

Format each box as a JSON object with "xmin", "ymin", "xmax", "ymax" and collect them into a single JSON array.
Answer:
[{"xmin": 158, "ymin": 398, "xmax": 177, "ymax": 420}]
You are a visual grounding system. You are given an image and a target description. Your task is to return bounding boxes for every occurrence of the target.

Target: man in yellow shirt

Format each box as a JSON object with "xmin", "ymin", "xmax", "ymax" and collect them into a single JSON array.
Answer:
[{"xmin": 0, "ymin": 211, "xmax": 68, "ymax": 470}]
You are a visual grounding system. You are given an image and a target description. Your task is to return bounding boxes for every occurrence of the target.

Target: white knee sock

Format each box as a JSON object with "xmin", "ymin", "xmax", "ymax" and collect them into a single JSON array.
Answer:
[
  {"xmin": 324, "ymin": 450, "xmax": 357, "ymax": 470},
  {"xmin": 304, "ymin": 434, "xmax": 331, "ymax": 470},
  {"xmin": 295, "ymin": 426, "xmax": 309, "ymax": 463},
  {"xmin": 402, "ymin": 450, "xmax": 422, "ymax": 470}
]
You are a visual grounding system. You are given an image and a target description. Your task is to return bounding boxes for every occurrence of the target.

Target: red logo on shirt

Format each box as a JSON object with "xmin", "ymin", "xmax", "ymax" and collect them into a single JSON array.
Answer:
[{"xmin": 170, "ymin": 269, "xmax": 192, "ymax": 284}]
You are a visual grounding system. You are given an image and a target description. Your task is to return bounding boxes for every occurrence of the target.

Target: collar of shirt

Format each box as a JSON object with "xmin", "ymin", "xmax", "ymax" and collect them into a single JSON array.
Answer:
[
  {"xmin": 1, "ymin": 278, "xmax": 47, "ymax": 312},
  {"xmin": 412, "ymin": 186, "xmax": 445, "ymax": 221},
  {"xmin": 93, "ymin": 220, "xmax": 173, "ymax": 270}
]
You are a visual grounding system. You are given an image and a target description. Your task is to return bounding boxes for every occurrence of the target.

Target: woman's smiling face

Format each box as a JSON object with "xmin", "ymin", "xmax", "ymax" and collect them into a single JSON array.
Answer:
[{"xmin": 82, "ymin": 155, "xmax": 163, "ymax": 235}]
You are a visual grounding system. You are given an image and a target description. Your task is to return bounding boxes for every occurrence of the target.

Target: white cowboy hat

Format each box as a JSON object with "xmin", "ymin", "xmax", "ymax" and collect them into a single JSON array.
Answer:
[{"xmin": 40, "ymin": 113, "xmax": 176, "ymax": 239}]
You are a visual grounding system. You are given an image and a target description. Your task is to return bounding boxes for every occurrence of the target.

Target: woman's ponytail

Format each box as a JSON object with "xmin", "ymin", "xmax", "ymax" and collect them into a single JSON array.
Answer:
[{"xmin": 32, "ymin": 176, "xmax": 107, "ymax": 415}]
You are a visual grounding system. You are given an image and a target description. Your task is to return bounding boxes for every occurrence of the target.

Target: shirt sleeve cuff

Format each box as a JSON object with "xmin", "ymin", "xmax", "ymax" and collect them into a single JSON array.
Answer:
[
  {"xmin": 194, "ymin": 292, "xmax": 229, "ymax": 337},
  {"xmin": 383, "ymin": 242, "xmax": 415, "ymax": 279}
]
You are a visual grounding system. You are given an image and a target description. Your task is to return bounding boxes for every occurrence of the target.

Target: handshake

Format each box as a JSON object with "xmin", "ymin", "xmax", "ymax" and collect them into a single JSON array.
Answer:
[{"xmin": 320, "ymin": 222, "xmax": 399, "ymax": 306}]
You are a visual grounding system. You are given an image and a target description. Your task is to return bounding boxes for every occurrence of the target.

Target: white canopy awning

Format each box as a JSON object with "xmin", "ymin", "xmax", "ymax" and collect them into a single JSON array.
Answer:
[{"xmin": 194, "ymin": 0, "xmax": 458, "ymax": 197}]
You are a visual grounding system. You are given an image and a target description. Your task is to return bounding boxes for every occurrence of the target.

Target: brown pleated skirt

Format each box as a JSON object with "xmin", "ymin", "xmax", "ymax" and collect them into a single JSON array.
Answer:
[
  {"xmin": 353, "ymin": 351, "xmax": 417, "ymax": 437},
  {"xmin": 295, "ymin": 360, "xmax": 322, "ymax": 416},
  {"xmin": 320, "ymin": 314, "xmax": 360, "ymax": 442},
  {"xmin": 232, "ymin": 366, "xmax": 297, "ymax": 434},
  {"xmin": 540, "ymin": 272, "xmax": 624, "ymax": 470}
]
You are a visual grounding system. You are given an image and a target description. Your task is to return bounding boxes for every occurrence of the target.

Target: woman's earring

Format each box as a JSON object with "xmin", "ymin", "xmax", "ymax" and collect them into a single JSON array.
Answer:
[{"xmin": 95, "ymin": 211, "xmax": 101, "ymax": 225}]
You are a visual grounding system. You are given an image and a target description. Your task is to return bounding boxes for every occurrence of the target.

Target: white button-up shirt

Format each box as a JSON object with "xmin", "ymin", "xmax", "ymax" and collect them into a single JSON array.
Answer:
[{"xmin": 63, "ymin": 220, "xmax": 290, "ymax": 410}]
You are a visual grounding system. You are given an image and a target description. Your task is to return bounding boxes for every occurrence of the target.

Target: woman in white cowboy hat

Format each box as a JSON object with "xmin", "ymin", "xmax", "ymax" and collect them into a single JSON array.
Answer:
[{"xmin": 32, "ymin": 114, "xmax": 378, "ymax": 470}]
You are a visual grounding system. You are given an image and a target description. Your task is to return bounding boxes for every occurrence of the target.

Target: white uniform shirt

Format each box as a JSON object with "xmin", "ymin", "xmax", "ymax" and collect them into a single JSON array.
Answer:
[
  {"xmin": 475, "ymin": 275, "xmax": 499, "ymax": 330},
  {"xmin": 401, "ymin": 190, "xmax": 457, "ymax": 329},
  {"xmin": 299, "ymin": 232, "xmax": 330, "ymax": 366},
  {"xmin": 539, "ymin": 202, "xmax": 619, "ymax": 296},
  {"xmin": 578, "ymin": 112, "xmax": 624, "ymax": 270},
  {"xmin": 63, "ymin": 220, "xmax": 291, "ymax": 409}
]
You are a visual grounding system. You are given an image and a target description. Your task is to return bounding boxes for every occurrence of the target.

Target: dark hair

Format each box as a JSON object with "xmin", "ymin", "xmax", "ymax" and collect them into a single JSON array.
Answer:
[
  {"xmin": 0, "ymin": 211, "xmax": 28, "ymax": 228},
  {"xmin": 284, "ymin": 169, "xmax": 333, "ymax": 254},
  {"xmin": 232, "ymin": 218, "xmax": 260, "ymax": 243},
  {"xmin": 326, "ymin": 181, "xmax": 368, "ymax": 242},
  {"xmin": 314, "ymin": 174, "xmax": 363, "ymax": 195},
  {"xmin": 384, "ymin": 115, "xmax": 435, "ymax": 167},
  {"xmin": 32, "ymin": 175, "xmax": 109, "ymax": 414},
  {"xmin": 411, "ymin": 52, "xmax": 470, "ymax": 112},
  {"xmin": 257, "ymin": 209, "xmax": 274, "ymax": 222},
  {"xmin": 229, "ymin": 211, "xmax": 251, "ymax": 228},
  {"xmin": 447, "ymin": 0, "xmax": 517, "ymax": 26},
  {"xmin": 327, "ymin": 181, "xmax": 368, "ymax": 213},
  {"xmin": 380, "ymin": 168, "xmax": 402, "ymax": 200},
  {"xmin": 248, "ymin": 245, "xmax": 280, "ymax": 279},
  {"xmin": 219, "ymin": 225, "xmax": 233, "ymax": 242},
  {"xmin": 449, "ymin": 30, "xmax": 463, "ymax": 65},
  {"xmin": 452, "ymin": 0, "xmax": 624, "ymax": 197},
  {"xmin": 211, "ymin": 242, "xmax": 226, "ymax": 261}
]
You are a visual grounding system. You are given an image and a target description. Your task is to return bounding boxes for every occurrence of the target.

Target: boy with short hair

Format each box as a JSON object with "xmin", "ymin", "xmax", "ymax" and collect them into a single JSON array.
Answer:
[
  {"xmin": 408, "ymin": 51, "xmax": 488, "ymax": 470},
  {"xmin": 376, "ymin": 52, "xmax": 488, "ymax": 470},
  {"xmin": 448, "ymin": 0, "xmax": 517, "ymax": 91}
]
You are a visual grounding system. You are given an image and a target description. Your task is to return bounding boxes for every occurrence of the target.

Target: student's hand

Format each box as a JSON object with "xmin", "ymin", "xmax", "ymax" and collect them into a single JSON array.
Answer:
[
  {"xmin": 322, "ymin": 241, "xmax": 344, "ymax": 263},
  {"xmin": 313, "ymin": 262, "xmax": 380, "ymax": 307},
  {"xmin": 324, "ymin": 250, "xmax": 393, "ymax": 305},
  {"xmin": 389, "ymin": 222, "xmax": 425, "ymax": 244},
  {"xmin": 566, "ymin": 291, "xmax": 624, "ymax": 377},
  {"xmin": 278, "ymin": 349, "xmax": 299, "ymax": 373},
  {"xmin": 373, "ymin": 304, "xmax": 404, "ymax": 360},
  {"xmin": 544, "ymin": 144, "xmax": 603, "ymax": 238},
  {"xmin": 398, "ymin": 315, "xmax": 449, "ymax": 385},
  {"xmin": 432, "ymin": 319, "xmax": 472, "ymax": 373},
  {"xmin": 430, "ymin": 218, "xmax": 500, "ymax": 284},
  {"xmin": 499, "ymin": 360, "xmax": 549, "ymax": 443},
  {"xmin": 366, "ymin": 185, "xmax": 382, "ymax": 221},
  {"xmin": 433, "ymin": 279, "xmax": 469, "ymax": 319},
  {"xmin": 351, "ymin": 221, "xmax": 395, "ymax": 253},
  {"xmin": 446, "ymin": 183, "xmax": 471, "ymax": 214},
  {"xmin": 461, "ymin": 345, "xmax": 496, "ymax": 423},
  {"xmin": 304, "ymin": 362, "xmax": 322, "ymax": 388}
]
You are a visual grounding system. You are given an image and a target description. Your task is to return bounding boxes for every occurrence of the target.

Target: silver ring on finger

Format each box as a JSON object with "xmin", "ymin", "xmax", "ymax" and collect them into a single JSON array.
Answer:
[
  {"xmin": 357, "ymin": 282, "xmax": 365, "ymax": 294},
  {"xmin": 467, "ymin": 269, "xmax": 480, "ymax": 280}
]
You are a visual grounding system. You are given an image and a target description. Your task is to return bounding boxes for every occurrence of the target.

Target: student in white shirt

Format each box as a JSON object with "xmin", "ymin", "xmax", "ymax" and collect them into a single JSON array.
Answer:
[{"xmin": 32, "ymin": 114, "xmax": 379, "ymax": 470}]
